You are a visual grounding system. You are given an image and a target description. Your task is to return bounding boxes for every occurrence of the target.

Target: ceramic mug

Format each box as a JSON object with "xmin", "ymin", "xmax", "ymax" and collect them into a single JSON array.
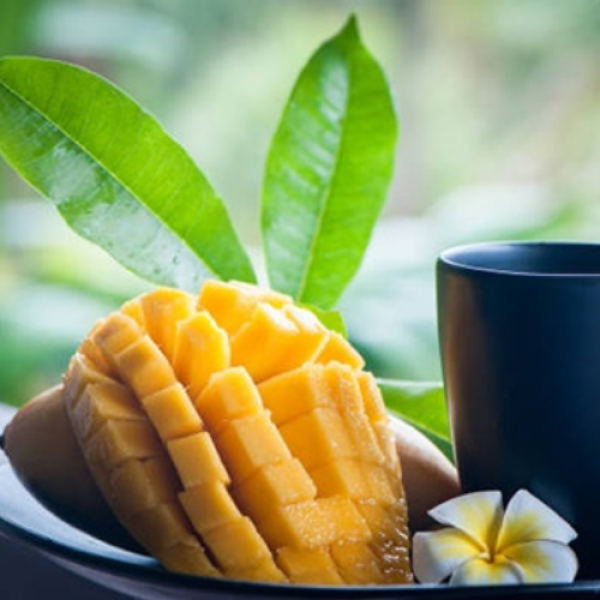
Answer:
[{"xmin": 437, "ymin": 241, "xmax": 600, "ymax": 578}]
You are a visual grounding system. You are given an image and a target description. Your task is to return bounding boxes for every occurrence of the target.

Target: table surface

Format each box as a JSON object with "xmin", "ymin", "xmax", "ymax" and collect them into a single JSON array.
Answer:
[{"xmin": 0, "ymin": 403, "xmax": 125, "ymax": 599}]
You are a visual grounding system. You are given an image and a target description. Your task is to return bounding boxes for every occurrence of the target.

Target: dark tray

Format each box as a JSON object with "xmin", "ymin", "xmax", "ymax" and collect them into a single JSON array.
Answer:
[{"xmin": 0, "ymin": 465, "xmax": 599, "ymax": 600}]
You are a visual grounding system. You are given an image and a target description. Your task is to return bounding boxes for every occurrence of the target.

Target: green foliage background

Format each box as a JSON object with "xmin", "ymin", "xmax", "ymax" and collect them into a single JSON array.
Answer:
[{"xmin": 0, "ymin": 0, "xmax": 599, "ymax": 406}]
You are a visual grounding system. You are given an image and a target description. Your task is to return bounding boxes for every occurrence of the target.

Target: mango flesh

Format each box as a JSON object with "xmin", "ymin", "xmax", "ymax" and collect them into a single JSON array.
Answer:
[
  {"xmin": 3, "ymin": 389, "xmax": 458, "ymax": 548},
  {"xmin": 390, "ymin": 417, "xmax": 460, "ymax": 532},
  {"xmin": 2, "ymin": 385, "xmax": 141, "ymax": 551},
  {"xmin": 2, "ymin": 280, "xmax": 459, "ymax": 585}
]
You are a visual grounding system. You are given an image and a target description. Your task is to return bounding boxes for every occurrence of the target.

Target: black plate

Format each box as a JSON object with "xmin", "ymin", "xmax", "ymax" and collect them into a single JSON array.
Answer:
[{"xmin": 1, "ymin": 466, "xmax": 600, "ymax": 599}]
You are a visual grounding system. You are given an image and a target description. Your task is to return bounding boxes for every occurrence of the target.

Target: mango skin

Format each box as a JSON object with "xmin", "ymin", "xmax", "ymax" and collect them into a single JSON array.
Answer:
[
  {"xmin": 391, "ymin": 416, "xmax": 460, "ymax": 532},
  {"xmin": 2, "ymin": 386, "xmax": 460, "ymax": 548},
  {"xmin": 2, "ymin": 385, "xmax": 139, "ymax": 551}
]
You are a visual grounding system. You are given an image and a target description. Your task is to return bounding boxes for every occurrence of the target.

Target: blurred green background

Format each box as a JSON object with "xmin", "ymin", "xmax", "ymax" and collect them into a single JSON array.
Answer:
[{"xmin": 1, "ymin": 0, "xmax": 599, "ymax": 406}]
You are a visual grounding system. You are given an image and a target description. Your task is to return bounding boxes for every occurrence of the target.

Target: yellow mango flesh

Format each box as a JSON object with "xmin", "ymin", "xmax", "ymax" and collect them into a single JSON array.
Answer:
[
  {"xmin": 277, "ymin": 546, "xmax": 344, "ymax": 585},
  {"xmin": 60, "ymin": 281, "xmax": 412, "ymax": 585},
  {"xmin": 167, "ymin": 432, "xmax": 230, "ymax": 489},
  {"xmin": 315, "ymin": 330, "xmax": 366, "ymax": 371},
  {"xmin": 173, "ymin": 312, "xmax": 230, "ymax": 400}
]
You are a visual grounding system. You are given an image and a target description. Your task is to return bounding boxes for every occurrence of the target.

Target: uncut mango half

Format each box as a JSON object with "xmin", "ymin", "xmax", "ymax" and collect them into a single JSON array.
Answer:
[{"xmin": 4, "ymin": 280, "xmax": 415, "ymax": 585}]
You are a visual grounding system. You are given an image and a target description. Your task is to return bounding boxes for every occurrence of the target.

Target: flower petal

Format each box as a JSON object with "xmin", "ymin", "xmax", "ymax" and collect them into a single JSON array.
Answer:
[
  {"xmin": 428, "ymin": 490, "xmax": 504, "ymax": 549},
  {"xmin": 501, "ymin": 540, "xmax": 579, "ymax": 584},
  {"xmin": 496, "ymin": 489, "xmax": 577, "ymax": 551},
  {"xmin": 412, "ymin": 527, "xmax": 485, "ymax": 583},
  {"xmin": 449, "ymin": 557, "xmax": 523, "ymax": 586}
]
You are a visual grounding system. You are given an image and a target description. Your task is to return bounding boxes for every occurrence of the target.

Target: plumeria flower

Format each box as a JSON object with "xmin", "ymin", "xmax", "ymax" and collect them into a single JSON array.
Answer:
[{"xmin": 413, "ymin": 489, "xmax": 578, "ymax": 585}]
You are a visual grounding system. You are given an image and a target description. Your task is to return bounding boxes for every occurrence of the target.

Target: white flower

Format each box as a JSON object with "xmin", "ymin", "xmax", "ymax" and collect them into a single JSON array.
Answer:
[{"xmin": 412, "ymin": 489, "xmax": 578, "ymax": 585}]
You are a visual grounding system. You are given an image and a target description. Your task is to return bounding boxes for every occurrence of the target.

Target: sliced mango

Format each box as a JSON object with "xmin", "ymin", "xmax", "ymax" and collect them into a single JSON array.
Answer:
[
  {"xmin": 167, "ymin": 432, "xmax": 230, "ymax": 489},
  {"xmin": 138, "ymin": 288, "xmax": 196, "ymax": 362},
  {"xmin": 155, "ymin": 538, "xmax": 220, "ymax": 578},
  {"xmin": 109, "ymin": 457, "xmax": 179, "ymax": 518},
  {"xmin": 63, "ymin": 353, "xmax": 115, "ymax": 407},
  {"xmin": 58, "ymin": 280, "xmax": 411, "ymax": 585},
  {"xmin": 69, "ymin": 380, "xmax": 144, "ymax": 440},
  {"xmin": 277, "ymin": 547, "xmax": 344, "ymax": 585},
  {"xmin": 173, "ymin": 312, "xmax": 230, "ymax": 400},
  {"xmin": 141, "ymin": 383, "xmax": 203, "ymax": 442},
  {"xmin": 258, "ymin": 364, "xmax": 334, "ymax": 425},
  {"xmin": 202, "ymin": 517, "xmax": 273, "ymax": 573},
  {"xmin": 232, "ymin": 459, "xmax": 316, "ymax": 518},
  {"xmin": 180, "ymin": 482, "xmax": 241, "ymax": 533},
  {"xmin": 197, "ymin": 280, "xmax": 291, "ymax": 335},
  {"xmin": 230, "ymin": 304, "xmax": 327, "ymax": 383},
  {"xmin": 315, "ymin": 331, "xmax": 365, "ymax": 370},
  {"xmin": 310, "ymin": 458, "xmax": 371, "ymax": 500},
  {"xmin": 197, "ymin": 367, "xmax": 262, "ymax": 434},
  {"xmin": 280, "ymin": 407, "xmax": 358, "ymax": 470},
  {"xmin": 330, "ymin": 542, "xmax": 383, "ymax": 584},
  {"xmin": 214, "ymin": 411, "xmax": 292, "ymax": 482},
  {"xmin": 85, "ymin": 418, "xmax": 163, "ymax": 470}
]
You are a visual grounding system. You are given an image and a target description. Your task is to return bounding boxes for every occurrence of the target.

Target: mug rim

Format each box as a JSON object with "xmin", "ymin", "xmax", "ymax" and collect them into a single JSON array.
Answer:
[{"xmin": 438, "ymin": 240, "xmax": 600, "ymax": 278}]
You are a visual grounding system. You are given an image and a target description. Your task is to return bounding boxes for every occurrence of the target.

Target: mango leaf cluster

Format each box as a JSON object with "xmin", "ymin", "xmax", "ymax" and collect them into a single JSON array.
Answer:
[{"xmin": 0, "ymin": 16, "xmax": 451, "ymax": 456}]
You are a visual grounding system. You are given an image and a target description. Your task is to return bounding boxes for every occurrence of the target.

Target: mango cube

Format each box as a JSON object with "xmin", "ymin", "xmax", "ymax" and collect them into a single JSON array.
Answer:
[
  {"xmin": 357, "ymin": 371, "xmax": 388, "ymax": 423},
  {"xmin": 109, "ymin": 457, "xmax": 179, "ymax": 517},
  {"xmin": 325, "ymin": 364, "xmax": 385, "ymax": 466},
  {"xmin": 70, "ymin": 381, "xmax": 143, "ymax": 440},
  {"xmin": 256, "ymin": 500, "xmax": 330, "ymax": 549},
  {"xmin": 141, "ymin": 383, "xmax": 203, "ymax": 442},
  {"xmin": 167, "ymin": 432, "xmax": 230, "ymax": 488},
  {"xmin": 315, "ymin": 331, "xmax": 365, "ymax": 370},
  {"xmin": 258, "ymin": 364, "xmax": 334, "ymax": 426},
  {"xmin": 233, "ymin": 558, "xmax": 287, "ymax": 583},
  {"xmin": 318, "ymin": 496, "xmax": 371, "ymax": 543},
  {"xmin": 198, "ymin": 279, "xmax": 291, "ymax": 335},
  {"xmin": 230, "ymin": 304, "xmax": 299, "ymax": 382},
  {"xmin": 279, "ymin": 305, "xmax": 329, "ymax": 371},
  {"xmin": 77, "ymin": 333, "xmax": 115, "ymax": 378},
  {"xmin": 139, "ymin": 288, "xmax": 196, "ymax": 361},
  {"xmin": 197, "ymin": 367, "xmax": 262, "ymax": 434},
  {"xmin": 257, "ymin": 496, "xmax": 369, "ymax": 549},
  {"xmin": 63, "ymin": 354, "xmax": 115, "ymax": 407},
  {"xmin": 119, "ymin": 297, "xmax": 145, "ymax": 326},
  {"xmin": 330, "ymin": 542, "xmax": 383, "ymax": 584},
  {"xmin": 202, "ymin": 517, "xmax": 274, "ymax": 572},
  {"xmin": 310, "ymin": 458, "xmax": 371, "ymax": 500},
  {"xmin": 180, "ymin": 482, "xmax": 240, "ymax": 533},
  {"xmin": 214, "ymin": 411, "xmax": 291, "ymax": 481},
  {"xmin": 113, "ymin": 336, "xmax": 176, "ymax": 398},
  {"xmin": 173, "ymin": 312, "xmax": 230, "ymax": 400},
  {"xmin": 128, "ymin": 502, "xmax": 197, "ymax": 553},
  {"xmin": 279, "ymin": 407, "xmax": 357, "ymax": 470},
  {"xmin": 92, "ymin": 313, "xmax": 142, "ymax": 358},
  {"xmin": 86, "ymin": 419, "xmax": 162, "ymax": 469},
  {"xmin": 276, "ymin": 547, "xmax": 343, "ymax": 585},
  {"xmin": 154, "ymin": 538, "xmax": 220, "ymax": 578},
  {"xmin": 232, "ymin": 458, "xmax": 316, "ymax": 520}
]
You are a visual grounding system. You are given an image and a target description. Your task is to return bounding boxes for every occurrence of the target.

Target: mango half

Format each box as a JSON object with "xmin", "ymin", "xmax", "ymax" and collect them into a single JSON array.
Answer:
[{"xmin": 3, "ymin": 281, "xmax": 455, "ymax": 585}]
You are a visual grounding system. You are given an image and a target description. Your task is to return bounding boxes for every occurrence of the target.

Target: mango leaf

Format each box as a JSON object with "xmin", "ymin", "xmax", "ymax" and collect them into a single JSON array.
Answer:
[
  {"xmin": 261, "ymin": 16, "xmax": 398, "ymax": 310},
  {"xmin": 378, "ymin": 378, "xmax": 454, "ymax": 461},
  {"xmin": 0, "ymin": 56, "xmax": 256, "ymax": 291}
]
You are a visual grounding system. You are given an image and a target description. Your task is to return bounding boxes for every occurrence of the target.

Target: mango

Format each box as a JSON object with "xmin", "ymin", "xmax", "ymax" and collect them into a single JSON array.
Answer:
[
  {"xmin": 1, "ymin": 280, "xmax": 460, "ymax": 585},
  {"xmin": 391, "ymin": 416, "xmax": 461, "ymax": 532},
  {"xmin": 2, "ymin": 385, "xmax": 140, "ymax": 551}
]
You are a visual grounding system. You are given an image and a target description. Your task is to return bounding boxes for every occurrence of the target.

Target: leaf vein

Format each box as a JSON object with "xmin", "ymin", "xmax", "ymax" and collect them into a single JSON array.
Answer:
[{"xmin": 0, "ymin": 74, "xmax": 206, "ymax": 273}]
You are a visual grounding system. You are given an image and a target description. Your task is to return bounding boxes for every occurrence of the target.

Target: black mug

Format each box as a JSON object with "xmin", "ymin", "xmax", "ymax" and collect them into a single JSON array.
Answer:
[{"xmin": 437, "ymin": 241, "xmax": 600, "ymax": 579}]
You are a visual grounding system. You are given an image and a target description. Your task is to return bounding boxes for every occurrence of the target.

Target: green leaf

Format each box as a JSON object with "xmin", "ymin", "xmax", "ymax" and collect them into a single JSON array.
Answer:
[
  {"xmin": 378, "ymin": 378, "xmax": 454, "ymax": 461},
  {"xmin": 0, "ymin": 56, "xmax": 256, "ymax": 291},
  {"xmin": 261, "ymin": 15, "xmax": 398, "ymax": 310}
]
